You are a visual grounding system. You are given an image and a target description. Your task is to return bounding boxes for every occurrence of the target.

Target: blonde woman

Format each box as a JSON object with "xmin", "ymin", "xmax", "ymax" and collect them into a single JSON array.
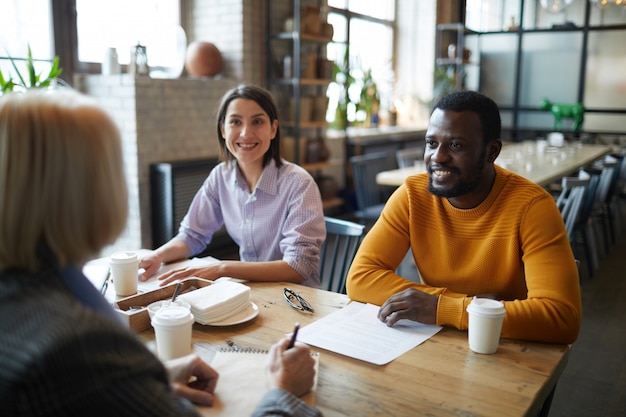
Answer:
[{"xmin": 0, "ymin": 90, "xmax": 320, "ymax": 417}]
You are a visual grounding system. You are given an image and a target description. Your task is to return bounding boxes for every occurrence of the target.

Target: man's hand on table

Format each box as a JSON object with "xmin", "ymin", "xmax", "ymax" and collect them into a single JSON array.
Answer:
[{"xmin": 378, "ymin": 288, "xmax": 438, "ymax": 326}]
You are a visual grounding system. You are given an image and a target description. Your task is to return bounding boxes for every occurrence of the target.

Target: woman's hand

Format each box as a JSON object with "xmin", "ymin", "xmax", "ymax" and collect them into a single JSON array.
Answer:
[
  {"xmin": 266, "ymin": 337, "xmax": 316, "ymax": 397},
  {"xmin": 156, "ymin": 263, "xmax": 224, "ymax": 286},
  {"xmin": 139, "ymin": 239, "xmax": 192, "ymax": 281},
  {"xmin": 138, "ymin": 251, "xmax": 164, "ymax": 280},
  {"xmin": 164, "ymin": 354, "xmax": 219, "ymax": 406}
]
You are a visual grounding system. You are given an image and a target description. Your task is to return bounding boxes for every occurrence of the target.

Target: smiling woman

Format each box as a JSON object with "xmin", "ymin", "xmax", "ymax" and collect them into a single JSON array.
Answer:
[{"xmin": 138, "ymin": 85, "xmax": 326, "ymax": 290}]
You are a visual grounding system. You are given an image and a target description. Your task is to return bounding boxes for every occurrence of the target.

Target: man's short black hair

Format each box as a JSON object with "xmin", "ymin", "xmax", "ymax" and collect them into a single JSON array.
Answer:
[{"xmin": 433, "ymin": 90, "xmax": 501, "ymax": 143}]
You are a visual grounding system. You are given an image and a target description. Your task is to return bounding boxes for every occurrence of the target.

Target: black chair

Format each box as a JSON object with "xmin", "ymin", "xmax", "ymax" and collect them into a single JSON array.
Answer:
[
  {"xmin": 556, "ymin": 176, "xmax": 590, "ymax": 249},
  {"xmin": 573, "ymin": 168, "xmax": 602, "ymax": 278},
  {"xmin": 349, "ymin": 151, "xmax": 397, "ymax": 223},
  {"xmin": 319, "ymin": 217, "xmax": 365, "ymax": 294},
  {"xmin": 150, "ymin": 158, "xmax": 238, "ymax": 259},
  {"xmin": 595, "ymin": 154, "xmax": 624, "ymax": 248},
  {"xmin": 395, "ymin": 147, "xmax": 424, "ymax": 168}
]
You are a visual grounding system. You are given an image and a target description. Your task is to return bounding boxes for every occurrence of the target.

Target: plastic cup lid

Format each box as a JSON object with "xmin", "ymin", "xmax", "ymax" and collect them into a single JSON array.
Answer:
[
  {"xmin": 152, "ymin": 305, "xmax": 194, "ymax": 326},
  {"xmin": 110, "ymin": 251, "xmax": 138, "ymax": 264},
  {"xmin": 466, "ymin": 297, "xmax": 506, "ymax": 317}
]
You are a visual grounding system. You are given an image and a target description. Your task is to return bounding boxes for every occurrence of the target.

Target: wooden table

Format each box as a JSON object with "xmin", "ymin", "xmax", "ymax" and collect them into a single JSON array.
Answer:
[
  {"xmin": 138, "ymin": 281, "xmax": 569, "ymax": 417},
  {"xmin": 376, "ymin": 142, "xmax": 612, "ymax": 188}
]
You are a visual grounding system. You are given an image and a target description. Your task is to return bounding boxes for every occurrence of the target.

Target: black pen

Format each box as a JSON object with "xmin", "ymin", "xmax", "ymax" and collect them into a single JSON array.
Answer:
[
  {"xmin": 287, "ymin": 322, "xmax": 300, "ymax": 349},
  {"xmin": 100, "ymin": 268, "xmax": 111, "ymax": 295}
]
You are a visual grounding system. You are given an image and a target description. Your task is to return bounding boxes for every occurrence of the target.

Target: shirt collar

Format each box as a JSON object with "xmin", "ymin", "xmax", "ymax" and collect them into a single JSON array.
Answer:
[{"xmin": 232, "ymin": 159, "xmax": 281, "ymax": 196}]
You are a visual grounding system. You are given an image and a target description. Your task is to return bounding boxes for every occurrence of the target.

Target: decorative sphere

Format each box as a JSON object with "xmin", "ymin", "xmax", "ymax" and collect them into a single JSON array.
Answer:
[{"xmin": 185, "ymin": 41, "xmax": 223, "ymax": 77}]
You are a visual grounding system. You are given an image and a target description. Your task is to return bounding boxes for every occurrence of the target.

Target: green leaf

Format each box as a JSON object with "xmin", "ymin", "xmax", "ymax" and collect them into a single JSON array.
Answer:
[
  {"xmin": 3, "ymin": 44, "xmax": 64, "ymax": 91},
  {"xmin": 27, "ymin": 45, "xmax": 36, "ymax": 88},
  {"xmin": 47, "ymin": 56, "xmax": 63, "ymax": 79},
  {"xmin": 0, "ymin": 70, "xmax": 16, "ymax": 93},
  {"xmin": 8, "ymin": 53, "xmax": 26, "ymax": 87}
]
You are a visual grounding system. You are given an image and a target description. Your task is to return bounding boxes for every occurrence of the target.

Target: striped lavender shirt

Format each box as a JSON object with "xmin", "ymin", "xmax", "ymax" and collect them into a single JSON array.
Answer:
[{"xmin": 176, "ymin": 159, "xmax": 325, "ymax": 287}]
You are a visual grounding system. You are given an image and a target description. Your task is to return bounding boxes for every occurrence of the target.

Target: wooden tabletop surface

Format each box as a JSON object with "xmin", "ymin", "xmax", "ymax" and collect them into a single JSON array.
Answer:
[
  {"xmin": 376, "ymin": 142, "xmax": 612, "ymax": 188},
  {"xmin": 138, "ymin": 281, "xmax": 570, "ymax": 417}
]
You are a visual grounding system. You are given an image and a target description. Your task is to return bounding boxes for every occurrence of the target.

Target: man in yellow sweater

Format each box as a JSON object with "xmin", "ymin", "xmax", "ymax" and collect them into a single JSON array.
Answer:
[{"xmin": 346, "ymin": 90, "xmax": 582, "ymax": 344}]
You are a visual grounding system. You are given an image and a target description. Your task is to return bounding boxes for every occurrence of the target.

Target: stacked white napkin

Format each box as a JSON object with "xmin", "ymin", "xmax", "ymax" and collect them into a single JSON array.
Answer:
[{"xmin": 179, "ymin": 280, "xmax": 251, "ymax": 324}]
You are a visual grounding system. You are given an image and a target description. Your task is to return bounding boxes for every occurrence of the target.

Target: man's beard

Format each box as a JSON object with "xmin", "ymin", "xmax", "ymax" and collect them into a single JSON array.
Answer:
[{"xmin": 427, "ymin": 151, "xmax": 486, "ymax": 198}]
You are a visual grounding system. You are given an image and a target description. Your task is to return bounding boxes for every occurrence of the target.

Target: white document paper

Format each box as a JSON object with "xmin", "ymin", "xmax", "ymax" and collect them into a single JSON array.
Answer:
[{"xmin": 297, "ymin": 302, "xmax": 442, "ymax": 365}]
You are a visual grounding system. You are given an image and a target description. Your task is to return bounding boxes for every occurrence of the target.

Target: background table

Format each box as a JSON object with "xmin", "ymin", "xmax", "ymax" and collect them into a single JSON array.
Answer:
[
  {"xmin": 139, "ymin": 281, "xmax": 569, "ymax": 417},
  {"xmin": 376, "ymin": 142, "xmax": 612, "ymax": 188}
]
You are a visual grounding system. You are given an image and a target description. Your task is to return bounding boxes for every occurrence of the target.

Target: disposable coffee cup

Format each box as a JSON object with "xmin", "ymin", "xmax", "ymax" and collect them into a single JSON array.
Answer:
[
  {"xmin": 466, "ymin": 298, "xmax": 506, "ymax": 354},
  {"xmin": 152, "ymin": 305, "xmax": 195, "ymax": 360},
  {"xmin": 109, "ymin": 251, "xmax": 139, "ymax": 297}
]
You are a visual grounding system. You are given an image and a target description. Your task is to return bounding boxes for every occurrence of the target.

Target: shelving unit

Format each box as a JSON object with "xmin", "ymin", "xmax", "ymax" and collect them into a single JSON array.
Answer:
[
  {"xmin": 266, "ymin": 0, "xmax": 344, "ymax": 213},
  {"xmin": 435, "ymin": 23, "xmax": 479, "ymax": 91}
]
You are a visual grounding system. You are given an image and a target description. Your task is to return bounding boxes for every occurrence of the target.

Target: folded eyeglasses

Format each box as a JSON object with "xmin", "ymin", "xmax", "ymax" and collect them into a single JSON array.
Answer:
[{"xmin": 283, "ymin": 287, "xmax": 314, "ymax": 313}]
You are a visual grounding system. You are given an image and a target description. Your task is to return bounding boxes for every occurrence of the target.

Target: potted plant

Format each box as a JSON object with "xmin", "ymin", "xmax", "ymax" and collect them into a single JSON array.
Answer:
[
  {"xmin": 0, "ymin": 45, "xmax": 63, "ymax": 94},
  {"xmin": 330, "ymin": 46, "xmax": 356, "ymax": 131}
]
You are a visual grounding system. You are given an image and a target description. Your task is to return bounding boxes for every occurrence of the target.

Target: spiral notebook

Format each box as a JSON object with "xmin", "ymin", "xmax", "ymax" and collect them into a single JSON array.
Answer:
[{"xmin": 195, "ymin": 346, "xmax": 319, "ymax": 416}]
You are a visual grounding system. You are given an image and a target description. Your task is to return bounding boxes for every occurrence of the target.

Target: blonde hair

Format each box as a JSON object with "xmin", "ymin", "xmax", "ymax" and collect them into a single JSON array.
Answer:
[{"xmin": 0, "ymin": 89, "xmax": 128, "ymax": 270}]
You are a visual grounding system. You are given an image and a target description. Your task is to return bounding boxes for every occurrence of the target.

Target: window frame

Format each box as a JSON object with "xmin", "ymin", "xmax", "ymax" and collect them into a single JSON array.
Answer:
[
  {"xmin": 327, "ymin": 1, "xmax": 398, "ymax": 122},
  {"xmin": 48, "ymin": 0, "xmax": 187, "ymax": 86}
]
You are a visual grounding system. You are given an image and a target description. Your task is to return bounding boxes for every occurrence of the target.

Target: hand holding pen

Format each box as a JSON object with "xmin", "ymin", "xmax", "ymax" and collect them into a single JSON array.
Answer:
[
  {"xmin": 287, "ymin": 322, "xmax": 300, "ymax": 349},
  {"xmin": 266, "ymin": 323, "xmax": 315, "ymax": 397}
]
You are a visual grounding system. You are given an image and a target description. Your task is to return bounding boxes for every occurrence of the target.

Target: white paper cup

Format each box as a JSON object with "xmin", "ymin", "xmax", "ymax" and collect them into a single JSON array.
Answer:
[
  {"xmin": 148, "ymin": 299, "xmax": 191, "ymax": 321},
  {"xmin": 152, "ymin": 305, "xmax": 194, "ymax": 360},
  {"xmin": 109, "ymin": 251, "xmax": 139, "ymax": 296},
  {"xmin": 466, "ymin": 298, "xmax": 506, "ymax": 354}
]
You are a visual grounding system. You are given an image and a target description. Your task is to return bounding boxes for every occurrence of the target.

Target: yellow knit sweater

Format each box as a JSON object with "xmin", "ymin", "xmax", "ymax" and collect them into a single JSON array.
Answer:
[{"xmin": 346, "ymin": 165, "xmax": 582, "ymax": 344}]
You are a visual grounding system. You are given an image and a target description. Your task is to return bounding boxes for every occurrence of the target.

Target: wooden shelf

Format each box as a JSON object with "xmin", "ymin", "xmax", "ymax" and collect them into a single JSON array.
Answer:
[{"xmin": 267, "ymin": 1, "xmax": 344, "ymax": 216}]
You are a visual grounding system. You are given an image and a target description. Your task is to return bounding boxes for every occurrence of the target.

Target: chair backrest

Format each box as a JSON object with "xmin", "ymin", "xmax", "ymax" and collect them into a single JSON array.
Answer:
[
  {"xmin": 396, "ymin": 147, "xmax": 424, "ymax": 168},
  {"xmin": 604, "ymin": 154, "xmax": 624, "ymax": 204},
  {"xmin": 320, "ymin": 217, "xmax": 365, "ymax": 294},
  {"xmin": 349, "ymin": 151, "xmax": 397, "ymax": 211},
  {"xmin": 576, "ymin": 168, "xmax": 602, "ymax": 226},
  {"xmin": 594, "ymin": 158, "xmax": 617, "ymax": 207},
  {"xmin": 556, "ymin": 176, "xmax": 590, "ymax": 243}
]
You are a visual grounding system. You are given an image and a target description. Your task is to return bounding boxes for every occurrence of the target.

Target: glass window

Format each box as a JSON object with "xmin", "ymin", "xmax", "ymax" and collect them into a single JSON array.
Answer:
[
  {"xmin": 0, "ymin": 0, "xmax": 54, "ymax": 80},
  {"xmin": 523, "ymin": 0, "xmax": 585, "ymax": 30},
  {"xmin": 76, "ymin": 0, "xmax": 180, "ymax": 67},
  {"xmin": 519, "ymin": 32, "xmax": 583, "ymax": 107},
  {"xmin": 585, "ymin": 30, "xmax": 626, "ymax": 110},
  {"xmin": 345, "ymin": 0, "xmax": 395, "ymax": 21},
  {"xmin": 589, "ymin": 2, "xmax": 626, "ymax": 26},
  {"xmin": 479, "ymin": 33, "xmax": 518, "ymax": 106},
  {"xmin": 327, "ymin": 1, "xmax": 395, "ymax": 126}
]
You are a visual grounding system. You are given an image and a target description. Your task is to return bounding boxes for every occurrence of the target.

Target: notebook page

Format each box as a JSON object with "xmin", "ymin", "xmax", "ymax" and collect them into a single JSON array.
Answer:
[{"xmin": 195, "ymin": 348, "xmax": 318, "ymax": 416}]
